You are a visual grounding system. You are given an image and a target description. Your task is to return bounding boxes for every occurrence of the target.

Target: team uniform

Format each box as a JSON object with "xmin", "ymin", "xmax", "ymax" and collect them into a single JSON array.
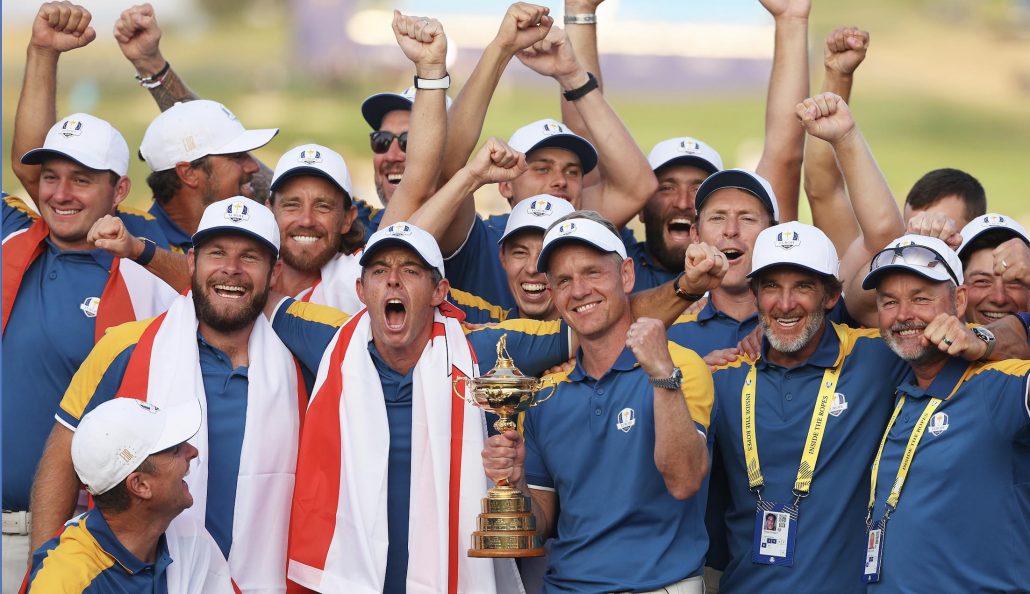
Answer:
[
  {"xmin": 710, "ymin": 322, "xmax": 908, "ymax": 593},
  {"xmin": 865, "ymin": 358, "xmax": 1030, "ymax": 592},
  {"xmin": 625, "ymin": 239, "xmax": 680, "ymax": 292},
  {"xmin": 446, "ymin": 216, "xmax": 517, "ymax": 313},
  {"xmin": 522, "ymin": 342, "xmax": 714, "ymax": 593},
  {"xmin": 354, "ymin": 197, "xmax": 384, "ymax": 236},
  {"xmin": 271, "ymin": 297, "xmax": 569, "ymax": 592},
  {"xmin": 147, "ymin": 201, "xmax": 193, "ymax": 253}
]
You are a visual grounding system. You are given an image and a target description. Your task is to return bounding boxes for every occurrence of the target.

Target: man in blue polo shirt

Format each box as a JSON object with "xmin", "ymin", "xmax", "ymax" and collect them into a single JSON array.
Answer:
[
  {"xmin": 708, "ymin": 221, "xmax": 909, "ymax": 593},
  {"xmin": 481, "ymin": 211, "xmax": 714, "ymax": 593},
  {"xmin": 860, "ymin": 234, "xmax": 1030, "ymax": 591},
  {"xmin": 276, "ymin": 221, "xmax": 570, "ymax": 592},
  {"xmin": 27, "ymin": 398, "xmax": 232, "ymax": 593}
]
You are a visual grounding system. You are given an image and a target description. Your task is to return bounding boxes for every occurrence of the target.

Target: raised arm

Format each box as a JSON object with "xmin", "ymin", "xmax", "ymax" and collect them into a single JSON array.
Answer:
[
  {"xmin": 804, "ymin": 27, "xmax": 869, "ymax": 255},
  {"xmin": 87, "ymin": 215, "xmax": 190, "ymax": 291},
  {"xmin": 518, "ymin": 27, "xmax": 656, "ymax": 228},
  {"xmin": 12, "ymin": 1, "xmax": 97, "ymax": 204},
  {"xmin": 797, "ymin": 92, "xmax": 904, "ymax": 327},
  {"xmin": 754, "ymin": 0, "xmax": 811, "ymax": 222},
  {"xmin": 558, "ymin": 0, "xmax": 605, "ymax": 189},
  {"xmin": 629, "ymin": 243, "xmax": 729, "ymax": 327},
  {"xmin": 379, "ymin": 11, "xmax": 449, "ymax": 228}
]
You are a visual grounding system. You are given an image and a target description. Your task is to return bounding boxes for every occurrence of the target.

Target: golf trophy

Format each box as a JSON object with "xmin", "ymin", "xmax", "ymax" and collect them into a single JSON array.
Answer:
[{"xmin": 453, "ymin": 334, "xmax": 556, "ymax": 557}]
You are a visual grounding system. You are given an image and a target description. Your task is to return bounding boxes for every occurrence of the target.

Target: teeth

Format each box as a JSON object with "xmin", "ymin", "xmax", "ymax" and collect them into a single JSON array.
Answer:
[
  {"xmin": 213, "ymin": 284, "xmax": 245, "ymax": 299},
  {"xmin": 387, "ymin": 174, "xmax": 402, "ymax": 184},
  {"xmin": 54, "ymin": 208, "xmax": 79, "ymax": 215},
  {"xmin": 777, "ymin": 317, "xmax": 800, "ymax": 327},
  {"xmin": 387, "ymin": 299, "xmax": 402, "ymax": 304},
  {"xmin": 291, "ymin": 235, "xmax": 319, "ymax": 244},
  {"xmin": 573, "ymin": 302, "xmax": 598, "ymax": 313},
  {"xmin": 521, "ymin": 283, "xmax": 546, "ymax": 293},
  {"xmin": 981, "ymin": 311, "xmax": 1006, "ymax": 319}
]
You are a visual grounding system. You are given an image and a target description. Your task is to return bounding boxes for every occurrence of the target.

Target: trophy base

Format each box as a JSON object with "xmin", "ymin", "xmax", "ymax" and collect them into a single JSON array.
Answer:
[{"xmin": 467, "ymin": 485, "xmax": 544, "ymax": 558}]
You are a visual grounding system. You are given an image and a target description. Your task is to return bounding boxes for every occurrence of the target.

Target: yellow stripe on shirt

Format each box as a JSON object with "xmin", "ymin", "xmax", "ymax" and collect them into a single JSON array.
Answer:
[
  {"xmin": 284, "ymin": 300, "xmax": 351, "ymax": 328},
  {"xmin": 4, "ymin": 195, "xmax": 39, "ymax": 220},
  {"xmin": 115, "ymin": 205, "xmax": 156, "ymax": 221},
  {"xmin": 670, "ymin": 341, "xmax": 715, "ymax": 432},
  {"xmin": 448, "ymin": 288, "xmax": 511, "ymax": 323},
  {"xmin": 28, "ymin": 520, "xmax": 115, "ymax": 593}
]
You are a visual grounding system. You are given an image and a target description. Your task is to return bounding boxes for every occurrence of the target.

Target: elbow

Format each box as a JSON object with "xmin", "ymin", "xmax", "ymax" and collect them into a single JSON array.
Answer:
[{"xmin": 665, "ymin": 474, "xmax": 703, "ymax": 501}]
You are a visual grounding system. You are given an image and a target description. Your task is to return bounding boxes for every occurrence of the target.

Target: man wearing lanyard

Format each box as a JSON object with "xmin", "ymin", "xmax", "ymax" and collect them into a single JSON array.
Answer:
[
  {"xmin": 861, "ymin": 234, "xmax": 1030, "ymax": 591},
  {"xmin": 708, "ymin": 221, "xmax": 910, "ymax": 593}
]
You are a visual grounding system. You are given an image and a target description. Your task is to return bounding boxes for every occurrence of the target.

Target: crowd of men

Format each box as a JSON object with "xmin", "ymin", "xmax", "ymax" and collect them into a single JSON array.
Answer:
[{"xmin": 3, "ymin": 1, "xmax": 1030, "ymax": 593}]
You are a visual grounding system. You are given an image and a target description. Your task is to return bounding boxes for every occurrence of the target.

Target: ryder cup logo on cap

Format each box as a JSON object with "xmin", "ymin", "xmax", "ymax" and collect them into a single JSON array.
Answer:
[
  {"xmin": 194, "ymin": 196, "xmax": 280, "ymax": 257},
  {"xmin": 748, "ymin": 222, "xmax": 839, "ymax": 279},
  {"xmin": 270, "ymin": 143, "xmax": 353, "ymax": 197},
  {"xmin": 508, "ymin": 118, "xmax": 599, "ymax": 175},
  {"xmin": 360, "ymin": 221, "xmax": 446, "ymax": 278},
  {"xmin": 21, "ymin": 113, "xmax": 131, "ymax": 177},
  {"xmin": 501, "ymin": 196, "xmax": 576, "ymax": 244},
  {"xmin": 72, "ymin": 398, "xmax": 202, "ymax": 496},
  {"xmin": 957, "ymin": 212, "xmax": 1030, "ymax": 259},
  {"xmin": 647, "ymin": 137, "xmax": 723, "ymax": 175},
  {"xmin": 538, "ymin": 213, "xmax": 628, "ymax": 272},
  {"xmin": 139, "ymin": 99, "xmax": 278, "ymax": 172}
]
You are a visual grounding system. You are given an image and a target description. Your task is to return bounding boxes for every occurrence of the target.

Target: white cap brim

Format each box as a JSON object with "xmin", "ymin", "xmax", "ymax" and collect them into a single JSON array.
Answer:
[
  {"xmin": 211, "ymin": 128, "xmax": 278, "ymax": 157},
  {"xmin": 21, "ymin": 148, "xmax": 124, "ymax": 176}
]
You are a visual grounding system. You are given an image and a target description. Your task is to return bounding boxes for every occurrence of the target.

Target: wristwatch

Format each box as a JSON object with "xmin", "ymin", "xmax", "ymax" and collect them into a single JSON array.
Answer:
[
  {"xmin": 971, "ymin": 326, "xmax": 996, "ymax": 362},
  {"xmin": 413, "ymin": 73, "xmax": 450, "ymax": 90},
  {"xmin": 649, "ymin": 367, "xmax": 683, "ymax": 390}
]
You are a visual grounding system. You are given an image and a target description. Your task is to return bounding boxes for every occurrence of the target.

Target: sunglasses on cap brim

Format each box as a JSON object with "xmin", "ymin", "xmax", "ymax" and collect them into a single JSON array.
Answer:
[{"xmin": 869, "ymin": 244, "xmax": 959, "ymax": 285}]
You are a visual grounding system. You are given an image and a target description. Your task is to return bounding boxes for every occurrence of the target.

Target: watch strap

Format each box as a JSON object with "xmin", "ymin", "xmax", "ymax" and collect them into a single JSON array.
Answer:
[
  {"xmin": 564, "ymin": 13, "xmax": 597, "ymax": 25},
  {"xmin": 413, "ymin": 73, "xmax": 450, "ymax": 90},
  {"xmin": 649, "ymin": 368, "xmax": 683, "ymax": 390},
  {"xmin": 134, "ymin": 237, "xmax": 157, "ymax": 266},
  {"xmin": 562, "ymin": 72, "xmax": 599, "ymax": 102}
]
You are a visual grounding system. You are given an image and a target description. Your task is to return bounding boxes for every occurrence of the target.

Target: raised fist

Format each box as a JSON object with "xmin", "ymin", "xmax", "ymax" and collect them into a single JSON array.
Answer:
[
  {"xmin": 114, "ymin": 4, "xmax": 164, "ymax": 74},
  {"xmin": 626, "ymin": 317, "xmax": 676, "ymax": 379},
  {"xmin": 495, "ymin": 3, "xmax": 553, "ymax": 55},
  {"xmin": 392, "ymin": 11, "xmax": 447, "ymax": 78},
  {"xmin": 759, "ymin": 0, "xmax": 811, "ymax": 20},
  {"xmin": 906, "ymin": 212, "xmax": 962, "ymax": 249},
  {"xmin": 796, "ymin": 92, "xmax": 856, "ymax": 145},
  {"xmin": 31, "ymin": 2, "xmax": 96, "ymax": 54},
  {"xmin": 824, "ymin": 26, "xmax": 869, "ymax": 76},
  {"xmin": 681, "ymin": 243, "xmax": 729, "ymax": 295},
  {"xmin": 467, "ymin": 137, "xmax": 528, "ymax": 185},
  {"xmin": 516, "ymin": 26, "xmax": 582, "ymax": 84}
]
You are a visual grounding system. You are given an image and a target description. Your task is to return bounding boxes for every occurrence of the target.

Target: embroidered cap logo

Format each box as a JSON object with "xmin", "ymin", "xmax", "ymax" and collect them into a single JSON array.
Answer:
[
  {"xmin": 528, "ymin": 199, "xmax": 552, "ymax": 216},
  {"xmin": 225, "ymin": 201, "xmax": 250, "ymax": 223},
  {"xmin": 59, "ymin": 119, "xmax": 83, "ymax": 138},
  {"xmin": 774, "ymin": 231, "xmax": 801, "ymax": 250},
  {"xmin": 298, "ymin": 148, "xmax": 323, "ymax": 164}
]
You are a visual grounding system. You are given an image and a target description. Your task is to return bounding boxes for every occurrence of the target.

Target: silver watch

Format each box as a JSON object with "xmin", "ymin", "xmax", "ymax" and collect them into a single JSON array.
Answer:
[
  {"xmin": 649, "ymin": 367, "xmax": 683, "ymax": 390},
  {"xmin": 972, "ymin": 326, "xmax": 996, "ymax": 362}
]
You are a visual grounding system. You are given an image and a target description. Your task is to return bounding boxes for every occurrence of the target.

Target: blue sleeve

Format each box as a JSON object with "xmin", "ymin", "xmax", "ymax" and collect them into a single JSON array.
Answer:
[
  {"xmin": 56, "ymin": 346, "xmax": 135, "ymax": 430},
  {"xmin": 523, "ymin": 407, "xmax": 554, "ymax": 489},
  {"xmin": 117, "ymin": 211, "xmax": 171, "ymax": 249},
  {"xmin": 983, "ymin": 368, "xmax": 1030, "ymax": 441},
  {"xmin": 467, "ymin": 320, "xmax": 570, "ymax": 378},
  {"xmin": 1016, "ymin": 313, "xmax": 1030, "ymax": 344},
  {"xmin": 353, "ymin": 198, "xmax": 382, "ymax": 237},
  {"xmin": 270, "ymin": 298, "xmax": 345, "ymax": 378},
  {"xmin": 3, "ymin": 196, "xmax": 34, "ymax": 237},
  {"xmin": 443, "ymin": 217, "xmax": 514, "ymax": 310}
]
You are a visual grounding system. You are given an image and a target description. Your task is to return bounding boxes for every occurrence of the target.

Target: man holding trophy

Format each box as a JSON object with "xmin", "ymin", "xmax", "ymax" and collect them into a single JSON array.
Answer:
[{"xmin": 482, "ymin": 211, "xmax": 717, "ymax": 594}]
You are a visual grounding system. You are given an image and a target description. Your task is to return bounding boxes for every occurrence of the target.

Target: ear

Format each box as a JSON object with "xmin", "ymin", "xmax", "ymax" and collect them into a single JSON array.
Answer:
[
  {"xmin": 621, "ymin": 257, "xmax": 635, "ymax": 293},
  {"xmin": 113, "ymin": 176, "xmax": 131, "ymax": 207},
  {"xmin": 175, "ymin": 161, "xmax": 203, "ymax": 190},
  {"xmin": 356, "ymin": 277, "xmax": 367, "ymax": 306},
  {"xmin": 340, "ymin": 204, "xmax": 358, "ymax": 234},
  {"xmin": 954, "ymin": 284, "xmax": 968, "ymax": 318},
  {"xmin": 823, "ymin": 285, "xmax": 843, "ymax": 311},
  {"xmin": 498, "ymin": 181, "xmax": 514, "ymax": 201},
  {"xmin": 431, "ymin": 277, "xmax": 451, "ymax": 307},
  {"xmin": 270, "ymin": 258, "xmax": 283, "ymax": 287},
  {"xmin": 187, "ymin": 249, "xmax": 197, "ymax": 278},
  {"xmin": 124, "ymin": 471, "xmax": 154, "ymax": 501}
]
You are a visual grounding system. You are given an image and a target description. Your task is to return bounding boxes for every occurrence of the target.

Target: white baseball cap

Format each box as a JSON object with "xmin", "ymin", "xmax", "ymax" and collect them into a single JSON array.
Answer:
[
  {"xmin": 537, "ymin": 215, "xmax": 628, "ymax": 273},
  {"xmin": 72, "ymin": 398, "xmax": 202, "ymax": 496},
  {"xmin": 360, "ymin": 221, "xmax": 445, "ymax": 278},
  {"xmin": 695, "ymin": 169, "xmax": 780, "ymax": 222},
  {"xmin": 862, "ymin": 234, "xmax": 964, "ymax": 290},
  {"xmin": 957, "ymin": 213, "xmax": 1030, "ymax": 260},
  {"xmin": 647, "ymin": 137, "xmax": 723, "ymax": 175},
  {"xmin": 508, "ymin": 119, "xmax": 598, "ymax": 175},
  {"xmin": 270, "ymin": 144, "xmax": 354, "ymax": 198},
  {"xmin": 21, "ymin": 113, "xmax": 130, "ymax": 177},
  {"xmin": 139, "ymin": 100, "xmax": 278, "ymax": 172},
  {"xmin": 360, "ymin": 86, "xmax": 454, "ymax": 130},
  {"xmin": 499, "ymin": 195, "xmax": 576, "ymax": 244},
  {"xmin": 748, "ymin": 221, "xmax": 839, "ymax": 279},
  {"xmin": 193, "ymin": 196, "xmax": 281, "ymax": 258}
]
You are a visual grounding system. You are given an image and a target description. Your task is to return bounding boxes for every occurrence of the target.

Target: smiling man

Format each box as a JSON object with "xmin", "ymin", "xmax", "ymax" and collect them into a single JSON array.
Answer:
[
  {"xmin": 31, "ymin": 196, "xmax": 305, "ymax": 593},
  {"xmin": 955, "ymin": 213, "xmax": 1030, "ymax": 325}
]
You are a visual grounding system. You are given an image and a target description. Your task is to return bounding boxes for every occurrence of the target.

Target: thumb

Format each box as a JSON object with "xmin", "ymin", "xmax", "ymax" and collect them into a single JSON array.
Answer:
[{"xmin": 78, "ymin": 27, "xmax": 97, "ymax": 46}]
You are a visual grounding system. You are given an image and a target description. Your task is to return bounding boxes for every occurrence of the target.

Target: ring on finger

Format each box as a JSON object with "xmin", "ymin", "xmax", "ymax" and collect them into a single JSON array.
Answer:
[
  {"xmin": 942, "ymin": 336, "xmax": 953, "ymax": 346},
  {"xmin": 1002, "ymin": 259, "xmax": 1010, "ymax": 270}
]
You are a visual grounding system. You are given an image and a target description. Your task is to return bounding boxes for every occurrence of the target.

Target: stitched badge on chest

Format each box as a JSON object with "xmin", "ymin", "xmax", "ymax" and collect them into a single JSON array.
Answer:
[
  {"xmin": 616, "ymin": 407, "xmax": 636, "ymax": 433},
  {"xmin": 79, "ymin": 297, "xmax": 100, "ymax": 318},
  {"xmin": 829, "ymin": 392, "xmax": 848, "ymax": 417},
  {"xmin": 927, "ymin": 412, "xmax": 949, "ymax": 436}
]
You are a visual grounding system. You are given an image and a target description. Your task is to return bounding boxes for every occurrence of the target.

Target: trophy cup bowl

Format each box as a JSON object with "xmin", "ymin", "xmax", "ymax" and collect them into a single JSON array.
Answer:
[{"xmin": 453, "ymin": 335, "xmax": 556, "ymax": 558}]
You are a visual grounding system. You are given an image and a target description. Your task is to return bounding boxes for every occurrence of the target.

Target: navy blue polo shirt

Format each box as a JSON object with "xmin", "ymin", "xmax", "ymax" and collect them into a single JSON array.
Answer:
[
  {"xmin": 354, "ymin": 197, "xmax": 383, "ymax": 236},
  {"xmin": 115, "ymin": 205, "xmax": 172, "ymax": 249},
  {"xmin": 148, "ymin": 201, "xmax": 193, "ymax": 253},
  {"xmin": 711, "ymin": 322, "xmax": 907, "ymax": 594},
  {"xmin": 445, "ymin": 216, "xmax": 516, "ymax": 312},
  {"xmin": 27, "ymin": 509, "xmax": 172, "ymax": 593},
  {"xmin": 271, "ymin": 298, "xmax": 570, "ymax": 586},
  {"xmin": 449, "ymin": 288, "xmax": 512, "ymax": 325},
  {"xmin": 869, "ymin": 358, "xmax": 1030, "ymax": 592},
  {"xmin": 1016, "ymin": 312, "xmax": 1030, "ymax": 342},
  {"xmin": 3, "ymin": 237, "xmax": 116, "ymax": 511},
  {"xmin": 58, "ymin": 329, "xmax": 251, "ymax": 558},
  {"xmin": 523, "ymin": 343, "xmax": 715, "ymax": 593},
  {"xmin": 626, "ymin": 240, "xmax": 680, "ymax": 291}
]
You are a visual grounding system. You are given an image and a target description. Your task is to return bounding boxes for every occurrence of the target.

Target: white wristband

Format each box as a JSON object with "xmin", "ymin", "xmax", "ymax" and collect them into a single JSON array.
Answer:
[{"xmin": 564, "ymin": 13, "xmax": 597, "ymax": 25}]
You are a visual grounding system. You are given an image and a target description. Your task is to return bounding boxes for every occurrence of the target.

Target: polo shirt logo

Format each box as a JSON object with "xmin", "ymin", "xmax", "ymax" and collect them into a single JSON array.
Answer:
[
  {"xmin": 927, "ymin": 412, "xmax": 949, "ymax": 436},
  {"xmin": 829, "ymin": 392, "xmax": 848, "ymax": 417},
  {"xmin": 616, "ymin": 407, "xmax": 636, "ymax": 433},
  {"xmin": 79, "ymin": 297, "xmax": 100, "ymax": 318}
]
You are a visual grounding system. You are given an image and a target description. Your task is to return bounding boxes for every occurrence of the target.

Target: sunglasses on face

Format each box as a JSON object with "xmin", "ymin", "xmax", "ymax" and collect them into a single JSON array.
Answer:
[
  {"xmin": 369, "ymin": 131, "xmax": 408, "ymax": 154},
  {"xmin": 870, "ymin": 245, "xmax": 960, "ymax": 285}
]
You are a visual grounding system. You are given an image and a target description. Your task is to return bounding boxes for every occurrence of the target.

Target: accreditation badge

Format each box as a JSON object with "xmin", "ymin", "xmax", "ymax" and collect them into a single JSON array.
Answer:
[
  {"xmin": 752, "ymin": 502, "xmax": 798, "ymax": 567},
  {"xmin": 863, "ymin": 521, "xmax": 885, "ymax": 583}
]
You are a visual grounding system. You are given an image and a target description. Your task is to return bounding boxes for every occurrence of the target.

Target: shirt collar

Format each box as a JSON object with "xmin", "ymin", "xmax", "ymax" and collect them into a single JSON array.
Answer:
[
  {"xmin": 567, "ymin": 346, "xmax": 639, "ymax": 382},
  {"xmin": 148, "ymin": 201, "xmax": 193, "ymax": 248},
  {"xmin": 85, "ymin": 509, "xmax": 169, "ymax": 575},
  {"xmin": 696, "ymin": 298, "xmax": 759, "ymax": 325},
  {"xmin": 44, "ymin": 235, "xmax": 114, "ymax": 269},
  {"xmin": 758, "ymin": 320, "xmax": 842, "ymax": 370},
  {"xmin": 896, "ymin": 357, "xmax": 971, "ymax": 401}
]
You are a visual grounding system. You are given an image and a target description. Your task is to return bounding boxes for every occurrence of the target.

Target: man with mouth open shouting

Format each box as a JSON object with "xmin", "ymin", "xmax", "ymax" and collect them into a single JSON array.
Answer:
[{"xmin": 31, "ymin": 196, "xmax": 306, "ymax": 593}]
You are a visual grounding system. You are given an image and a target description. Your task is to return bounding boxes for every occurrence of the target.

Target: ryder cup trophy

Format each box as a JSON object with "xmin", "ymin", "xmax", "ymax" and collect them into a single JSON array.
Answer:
[{"xmin": 453, "ymin": 334, "xmax": 556, "ymax": 557}]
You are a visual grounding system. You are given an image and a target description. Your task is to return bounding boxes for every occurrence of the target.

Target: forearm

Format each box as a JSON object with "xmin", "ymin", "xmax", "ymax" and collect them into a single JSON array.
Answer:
[
  {"xmin": 629, "ymin": 280, "xmax": 695, "ymax": 328},
  {"xmin": 384, "ymin": 82, "xmax": 447, "ymax": 224},
  {"xmin": 404, "ymin": 167, "xmax": 481, "ymax": 253},
  {"xmin": 442, "ymin": 42, "xmax": 513, "ymax": 180},
  {"xmin": 653, "ymin": 387, "xmax": 708, "ymax": 500},
  {"xmin": 30, "ymin": 425, "xmax": 79, "ymax": 550},
  {"xmin": 561, "ymin": 8, "xmax": 604, "ymax": 188},
  {"xmin": 526, "ymin": 484, "xmax": 557, "ymax": 539},
  {"xmin": 12, "ymin": 46, "xmax": 60, "ymax": 203},
  {"xmin": 755, "ymin": 15, "xmax": 809, "ymax": 222},
  {"xmin": 143, "ymin": 246, "xmax": 190, "ymax": 292},
  {"xmin": 985, "ymin": 315, "xmax": 1030, "ymax": 360},
  {"xmin": 833, "ymin": 128, "xmax": 903, "ymax": 251},
  {"xmin": 139, "ymin": 62, "xmax": 199, "ymax": 112}
]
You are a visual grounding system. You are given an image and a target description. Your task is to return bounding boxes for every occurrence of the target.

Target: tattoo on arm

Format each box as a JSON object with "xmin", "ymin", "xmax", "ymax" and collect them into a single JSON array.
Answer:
[{"xmin": 149, "ymin": 67, "xmax": 199, "ymax": 111}]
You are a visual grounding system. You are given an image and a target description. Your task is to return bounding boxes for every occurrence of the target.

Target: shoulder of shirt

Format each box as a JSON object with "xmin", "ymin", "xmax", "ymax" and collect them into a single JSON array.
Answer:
[
  {"xmin": 115, "ymin": 205, "xmax": 156, "ymax": 221},
  {"xmin": 354, "ymin": 197, "xmax": 381, "ymax": 216},
  {"xmin": 672, "ymin": 312, "xmax": 700, "ymax": 326},
  {"xmin": 283, "ymin": 299, "xmax": 350, "ymax": 328},
  {"xmin": 668, "ymin": 341, "xmax": 709, "ymax": 372},
  {"xmin": 970, "ymin": 359, "xmax": 1030, "ymax": 379},
  {"xmin": 712, "ymin": 353, "xmax": 757, "ymax": 372},
  {"xmin": 449, "ymin": 289, "xmax": 508, "ymax": 323},
  {"xmin": 4, "ymin": 194, "xmax": 39, "ymax": 220},
  {"xmin": 471, "ymin": 317, "xmax": 561, "ymax": 336},
  {"xmin": 833, "ymin": 322, "xmax": 882, "ymax": 359},
  {"xmin": 28, "ymin": 516, "xmax": 115, "ymax": 593}
]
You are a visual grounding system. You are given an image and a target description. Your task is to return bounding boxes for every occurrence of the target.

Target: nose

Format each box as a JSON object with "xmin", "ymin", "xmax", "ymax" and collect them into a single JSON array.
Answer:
[
  {"xmin": 673, "ymin": 188, "xmax": 693, "ymax": 211},
  {"xmin": 50, "ymin": 177, "xmax": 74, "ymax": 201},
  {"xmin": 722, "ymin": 215, "xmax": 740, "ymax": 238},
  {"xmin": 551, "ymin": 171, "xmax": 569, "ymax": 190},
  {"xmin": 774, "ymin": 287, "xmax": 796, "ymax": 314},
  {"xmin": 241, "ymin": 153, "xmax": 259, "ymax": 174},
  {"xmin": 385, "ymin": 137, "xmax": 406, "ymax": 161},
  {"xmin": 183, "ymin": 442, "xmax": 199, "ymax": 463},
  {"xmin": 895, "ymin": 298, "xmax": 917, "ymax": 322},
  {"xmin": 570, "ymin": 274, "xmax": 591, "ymax": 300},
  {"xmin": 989, "ymin": 278, "xmax": 1008, "ymax": 305}
]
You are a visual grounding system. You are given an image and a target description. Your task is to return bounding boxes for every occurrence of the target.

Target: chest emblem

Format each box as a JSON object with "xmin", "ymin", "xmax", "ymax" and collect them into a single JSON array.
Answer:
[
  {"xmin": 927, "ymin": 412, "xmax": 950, "ymax": 436},
  {"xmin": 616, "ymin": 407, "xmax": 636, "ymax": 433},
  {"xmin": 79, "ymin": 297, "xmax": 100, "ymax": 318},
  {"xmin": 829, "ymin": 392, "xmax": 848, "ymax": 417}
]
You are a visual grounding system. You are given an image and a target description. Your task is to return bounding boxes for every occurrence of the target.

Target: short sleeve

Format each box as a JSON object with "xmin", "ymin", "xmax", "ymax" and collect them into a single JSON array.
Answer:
[
  {"xmin": 670, "ymin": 342, "xmax": 715, "ymax": 434},
  {"xmin": 523, "ymin": 407, "xmax": 554, "ymax": 490},
  {"xmin": 270, "ymin": 297, "xmax": 349, "ymax": 376},
  {"xmin": 467, "ymin": 318, "xmax": 570, "ymax": 377}
]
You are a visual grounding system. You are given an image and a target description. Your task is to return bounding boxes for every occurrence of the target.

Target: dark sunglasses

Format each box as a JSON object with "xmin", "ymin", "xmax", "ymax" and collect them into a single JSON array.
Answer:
[
  {"xmin": 869, "ymin": 244, "xmax": 960, "ymax": 285},
  {"xmin": 369, "ymin": 130, "xmax": 408, "ymax": 154}
]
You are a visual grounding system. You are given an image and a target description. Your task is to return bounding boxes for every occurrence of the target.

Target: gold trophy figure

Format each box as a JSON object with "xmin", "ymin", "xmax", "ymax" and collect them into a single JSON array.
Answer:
[{"xmin": 453, "ymin": 334, "xmax": 556, "ymax": 557}]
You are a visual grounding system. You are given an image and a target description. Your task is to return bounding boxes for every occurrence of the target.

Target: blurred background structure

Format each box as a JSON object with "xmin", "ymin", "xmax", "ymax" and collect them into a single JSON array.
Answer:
[{"xmin": 3, "ymin": 0, "xmax": 1030, "ymax": 224}]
